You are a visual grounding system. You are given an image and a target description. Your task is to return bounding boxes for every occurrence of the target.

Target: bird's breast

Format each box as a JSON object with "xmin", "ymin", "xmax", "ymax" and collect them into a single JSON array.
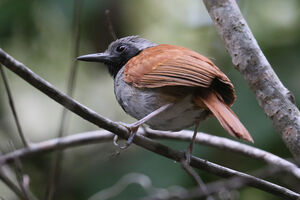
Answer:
[{"xmin": 114, "ymin": 67, "xmax": 209, "ymax": 131}]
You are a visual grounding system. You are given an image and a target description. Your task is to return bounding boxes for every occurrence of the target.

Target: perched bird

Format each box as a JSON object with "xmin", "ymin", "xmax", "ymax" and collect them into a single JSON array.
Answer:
[{"xmin": 77, "ymin": 36, "xmax": 253, "ymax": 159}]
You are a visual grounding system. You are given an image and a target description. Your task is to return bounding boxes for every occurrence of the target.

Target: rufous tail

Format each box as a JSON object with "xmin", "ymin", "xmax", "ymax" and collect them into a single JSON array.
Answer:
[{"xmin": 196, "ymin": 92, "xmax": 254, "ymax": 143}]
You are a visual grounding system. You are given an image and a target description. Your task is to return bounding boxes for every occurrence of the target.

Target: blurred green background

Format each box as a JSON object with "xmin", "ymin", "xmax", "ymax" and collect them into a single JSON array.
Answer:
[{"xmin": 0, "ymin": 0, "xmax": 299, "ymax": 199}]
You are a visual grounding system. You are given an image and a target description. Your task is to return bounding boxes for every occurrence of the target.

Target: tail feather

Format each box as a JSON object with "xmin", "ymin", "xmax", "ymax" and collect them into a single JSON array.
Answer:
[{"xmin": 197, "ymin": 92, "xmax": 254, "ymax": 143}]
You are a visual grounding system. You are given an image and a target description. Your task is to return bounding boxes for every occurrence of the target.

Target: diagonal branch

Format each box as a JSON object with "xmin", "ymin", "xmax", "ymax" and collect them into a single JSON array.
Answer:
[
  {"xmin": 203, "ymin": 0, "xmax": 300, "ymax": 163},
  {"xmin": 0, "ymin": 49, "xmax": 299, "ymax": 199}
]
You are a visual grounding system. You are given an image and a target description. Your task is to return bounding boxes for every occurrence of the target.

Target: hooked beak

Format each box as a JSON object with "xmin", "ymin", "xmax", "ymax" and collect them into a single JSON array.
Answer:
[{"xmin": 77, "ymin": 53, "xmax": 111, "ymax": 63}]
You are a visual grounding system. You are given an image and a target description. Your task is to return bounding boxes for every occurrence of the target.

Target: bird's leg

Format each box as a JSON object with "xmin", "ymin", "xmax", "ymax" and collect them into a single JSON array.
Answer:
[
  {"xmin": 114, "ymin": 103, "xmax": 174, "ymax": 149},
  {"xmin": 185, "ymin": 121, "xmax": 200, "ymax": 163}
]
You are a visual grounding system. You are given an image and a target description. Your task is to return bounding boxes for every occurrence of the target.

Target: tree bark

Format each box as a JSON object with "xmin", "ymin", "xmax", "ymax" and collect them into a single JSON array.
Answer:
[{"xmin": 203, "ymin": 0, "xmax": 300, "ymax": 163}]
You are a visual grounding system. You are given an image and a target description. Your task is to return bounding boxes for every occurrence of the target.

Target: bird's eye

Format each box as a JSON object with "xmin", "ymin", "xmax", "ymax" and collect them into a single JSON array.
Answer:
[{"xmin": 116, "ymin": 45, "xmax": 126, "ymax": 53}]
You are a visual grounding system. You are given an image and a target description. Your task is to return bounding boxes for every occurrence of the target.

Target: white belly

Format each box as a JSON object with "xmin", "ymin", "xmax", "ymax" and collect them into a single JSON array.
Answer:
[{"xmin": 114, "ymin": 67, "xmax": 208, "ymax": 131}]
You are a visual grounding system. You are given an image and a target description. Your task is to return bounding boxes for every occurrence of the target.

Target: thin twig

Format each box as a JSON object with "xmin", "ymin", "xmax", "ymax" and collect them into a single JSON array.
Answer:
[
  {"xmin": 45, "ymin": 0, "xmax": 83, "ymax": 199},
  {"xmin": 0, "ymin": 64, "xmax": 29, "ymax": 147},
  {"xmin": 144, "ymin": 128, "xmax": 300, "ymax": 179},
  {"xmin": 10, "ymin": 153, "xmax": 31, "ymax": 200},
  {"xmin": 181, "ymin": 161, "xmax": 214, "ymax": 200},
  {"xmin": 194, "ymin": 166, "xmax": 284, "ymax": 199},
  {"xmin": 9, "ymin": 142, "xmax": 38, "ymax": 200},
  {"xmin": 0, "ymin": 166, "xmax": 38, "ymax": 200},
  {"xmin": 1, "ymin": 129, "xmax": 299, "ymax": 181},
  {"xmin": 0, "ymin": 129, "xmax": 298, "ymax": 198},
  {"xmin": 88, "ymin": 173, "xmax": 152, "ymax": 200},
  {"xmin": 0, "ymin": 49, "xmax": 299, "ymax": 199},
  {"xmin": 141, "ymin": 165, "xmax": 284, "ymax": 200},
  {"xmin": 203, "ymin": 0, "xmax": 300, "ymax": 163},
  {"xmin": 105, "ymin": 9, "xmax": 117, "ymax": 40},
  {"xmin": 0, "ymin": 170, "xmax": 26, "ymax": 200},
  {"xmin": 0, "ymin": 151, "xmax": 35, "ymax": 200}
]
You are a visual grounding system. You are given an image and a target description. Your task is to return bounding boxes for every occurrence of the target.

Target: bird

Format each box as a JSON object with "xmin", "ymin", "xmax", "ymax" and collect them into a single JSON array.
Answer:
[{"xmin": 77, "ymin": 36, "xmax": 253, "ymax": 160}]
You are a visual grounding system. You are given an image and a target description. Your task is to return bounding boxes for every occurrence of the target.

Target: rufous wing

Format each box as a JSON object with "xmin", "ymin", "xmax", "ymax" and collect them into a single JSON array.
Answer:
[
  {"xmin": 124, "ymin": 44, "xmax": 252, "ymax": 142},
  {"xmin": 124, "ymin": 44, "xmax": 235, "ymax": 105}
]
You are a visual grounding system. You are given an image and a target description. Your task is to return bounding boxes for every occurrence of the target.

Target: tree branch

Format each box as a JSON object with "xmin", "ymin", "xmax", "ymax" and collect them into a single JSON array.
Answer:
[
  {"xmin": 0, "ymin": 129, "xmax": 299, "ymax": 180},
  {"xmin": 203, "ymin": 0, "xmax": 300, "ymax": 163},
  {"xmin": 0, "ymin": 49, "xmax": 299, "ymax": 199},
  {"xmin": 186, "ymin": 166, "xmax": 286, "ymax": 200},
  {"xmin": 141, "ymin": 165, "xmax": 285, "ymax": 200},
  {"xmin": 145, "ymin": 128, "xmax": 300, "ymax": 179}
]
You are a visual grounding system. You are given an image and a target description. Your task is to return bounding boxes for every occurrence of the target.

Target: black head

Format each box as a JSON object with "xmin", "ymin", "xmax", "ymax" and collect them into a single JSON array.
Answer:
[{"xmin": 77, "ymin": 36, "xmax": 156, "ymax": 78}]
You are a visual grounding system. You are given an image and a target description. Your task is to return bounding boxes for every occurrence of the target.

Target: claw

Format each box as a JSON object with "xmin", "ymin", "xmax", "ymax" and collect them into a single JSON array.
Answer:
[
  {"xmin": 113, "ymin": 122, "xmax": 140, "ymax": 149},
  {"xmin": 112, "ymin": 104, "xmax": 174, "ymax": 149},
  {"xmin": 113, "ymin": 135, "xmax": 120, "ymax": 147}
]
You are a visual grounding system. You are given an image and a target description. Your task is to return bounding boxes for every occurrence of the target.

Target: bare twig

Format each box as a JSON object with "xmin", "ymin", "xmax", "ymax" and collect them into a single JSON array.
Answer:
[
  {"xmin": 180, "ymin": 161, "xmax": 214, "ymax": 200},
  {"xmin": 142, "ymin": 165, "xmax": 284, "ymax": 200},
  {"xmin": 0, "ymin": 129, "xmax": 298, "ymax": 198},
  {"xmin": 0, "ymin": 64, "xmax": 29, "ymax": 147},
  {"xmin": 0, "ymin": 151, "xmax": 37, "ymax": 200},
  {"xmin": 203, "ymin": 0, "xmax": 300, "ymax": 163},
  {"xmin": 105, "ymin": 9, "xmax": 117, "ymax": 40},
  {"xmin": 188, "ymin": 166, "xmax": 284, "ymax": 199},
  {"xmin": 0, "ymin": 49, "xmax": 299, "ymax": 199},
  {"xmin": 9, "ymin": 144, "xmax": 31, "ymax": 200},
  {"xmin": 88, "ymin": 173, "xmax": 152, "ymax": 200},
  {"xmin": 0, "ymin": 131, "xmax": 113, "ymax": 164},
  {"xmin": 0, "ymin": 167, "xmax": 38, "ymax": 200},
  {"xmin": 144, "ymin": 129, "xmax": 300, "ymax": 179},
  {"xmin": 45, "ymin": 1, "xmax": 83, "ymax": 199},
  {"xmin": 12, "ymin": 160, "xmax": 31, "ymax": 200},
  {"xmin": 45, "ymin": 152, "xmax": 62, "ymax": 200},
  {"xmin": 1, "ymin": 129, "xmax": 299, "ymax": 181},
  {"xmin": 0, "ymin": 168, "xmax": 26, "ymax": 200}
]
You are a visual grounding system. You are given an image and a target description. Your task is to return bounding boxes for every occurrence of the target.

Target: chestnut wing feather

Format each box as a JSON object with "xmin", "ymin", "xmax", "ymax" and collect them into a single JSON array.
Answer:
[{"xmin": 124, "ymin": 44, "xmax": 235, "ymax": 104}]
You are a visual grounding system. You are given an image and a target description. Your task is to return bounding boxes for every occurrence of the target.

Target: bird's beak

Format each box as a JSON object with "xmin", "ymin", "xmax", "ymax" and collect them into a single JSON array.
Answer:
[{"xmin": 77, "ymin": 53, "xmax": 110, "ymax": 63}]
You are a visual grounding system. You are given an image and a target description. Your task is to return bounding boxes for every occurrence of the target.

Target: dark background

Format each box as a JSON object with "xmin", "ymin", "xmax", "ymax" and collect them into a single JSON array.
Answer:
[{"xmin": 0, "ymin": 0, "xmax": 299, "ymax": 199}]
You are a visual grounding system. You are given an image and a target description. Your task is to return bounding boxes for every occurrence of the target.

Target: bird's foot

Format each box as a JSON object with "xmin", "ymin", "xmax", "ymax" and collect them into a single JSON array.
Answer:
[
  {"xmin": 113, "ymin": 122, "xmax": 140, "ymax": 150},
  {"xmin": 183, "ymin": 139, "xmax": 196, "ymax": 164},
  {"xmin": 184, "ymin": 148, "xmax": 192, "ymax": 164}
]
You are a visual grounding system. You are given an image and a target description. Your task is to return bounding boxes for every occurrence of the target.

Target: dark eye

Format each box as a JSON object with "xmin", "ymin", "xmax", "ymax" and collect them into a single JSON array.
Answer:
[{"xmin": 116, "ymin": 45, "xmax": 126, "ymax": 53}]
